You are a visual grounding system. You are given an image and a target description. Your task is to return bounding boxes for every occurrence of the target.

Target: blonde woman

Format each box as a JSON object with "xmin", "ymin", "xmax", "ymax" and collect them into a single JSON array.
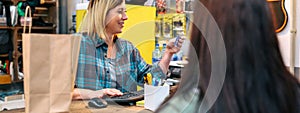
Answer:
[{"xmin": 72, "ymin": 0, "xmax": 184, "ymax": 99}]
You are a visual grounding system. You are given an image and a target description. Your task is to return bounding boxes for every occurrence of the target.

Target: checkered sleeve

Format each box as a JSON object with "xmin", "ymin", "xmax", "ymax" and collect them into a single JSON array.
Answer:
[{"xmin": 133, "ymin": 48, "xmax": 166, "ymax": 83}]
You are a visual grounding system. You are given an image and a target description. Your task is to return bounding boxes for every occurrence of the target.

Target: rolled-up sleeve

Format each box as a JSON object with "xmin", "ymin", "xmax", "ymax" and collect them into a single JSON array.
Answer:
[{"xmin": 133, "ymin": 48, "xmax": 166, "ymax": 84}]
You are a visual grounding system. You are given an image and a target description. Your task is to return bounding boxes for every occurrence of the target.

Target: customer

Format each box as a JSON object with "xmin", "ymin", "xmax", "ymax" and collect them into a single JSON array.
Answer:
[
  {"xmin": 72, "ymin": 0, "xmax": 184, "ymax": 99},
  {"xmin": 156, "ymin": 0, "xmax": 300, "ymax": 112}
]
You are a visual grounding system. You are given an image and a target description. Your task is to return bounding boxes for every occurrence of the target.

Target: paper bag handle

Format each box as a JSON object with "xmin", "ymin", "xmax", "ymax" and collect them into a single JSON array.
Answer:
[{"xmin": 23, "ymin": 6, "xmax": 32, "ymax": 33}]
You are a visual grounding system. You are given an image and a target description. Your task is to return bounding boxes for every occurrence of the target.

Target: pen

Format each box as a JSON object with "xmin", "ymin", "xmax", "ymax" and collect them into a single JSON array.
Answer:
[
  {"xmin": 152, "ymin": 78, "xmax": 156, "ymax": 86},
  {"xmin": 146, "ymin": 73, "xmax": 152, "ymax": 85},
  {"xmin": 152, "ymin": 77, "xmax": 160, "ymax": 86},
  {"xmin": 156, "ymin": 78, "xmax": 160, "ymax": 86}
]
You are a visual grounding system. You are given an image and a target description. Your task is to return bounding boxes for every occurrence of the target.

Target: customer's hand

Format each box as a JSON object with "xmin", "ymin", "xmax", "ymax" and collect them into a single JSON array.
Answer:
[
  {"xmin": 102, "ymin": 88, "xmax": 123, "ymax": 97},
  {"xmin": 166, "ymin": 36, "xmax": 185, "ymax": 54}
]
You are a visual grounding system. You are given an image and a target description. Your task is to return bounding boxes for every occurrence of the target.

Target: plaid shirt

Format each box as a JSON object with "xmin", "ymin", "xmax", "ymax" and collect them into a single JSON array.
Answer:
[{"xmin": 75, "ymin": 34, "xmax": 165, "ymax": 92}]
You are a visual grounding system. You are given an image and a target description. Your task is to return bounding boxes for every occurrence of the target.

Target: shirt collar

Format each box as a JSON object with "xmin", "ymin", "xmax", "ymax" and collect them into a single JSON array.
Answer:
[
  {"xmin": 94, "ymin": 34, "xmax": 118, "ymax": 48},
  {"xmin": 94, "ymin": 34, "xmax": 105, "ymax": 47},
  {"xmin": 95, "ymin": 35, "xmax": 125, "ymax": 59}
]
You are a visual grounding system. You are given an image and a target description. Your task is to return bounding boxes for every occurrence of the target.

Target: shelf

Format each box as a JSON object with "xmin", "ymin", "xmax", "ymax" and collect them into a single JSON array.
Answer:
[
  {"xmin": 0, "ymin": 26, "xmax": 56, "ymax": 30},
  {"xmin": 35, "ymin": 7, "xmax": 48, "ymax": 11},
  {"xmin": 0, "ymin": 25, "xmax": 56, "ymax": 82},
  {"xmin": 42, "ymin": 1, "xmax": 56, "ymax": 4},
  {"xmin": 0, "ymin": 54, "xmax": 9, "ymax": 58},
  {"xmin": 33, "ymin": 14, "xmax": 49, "ymax": 17},
  {"xmin": 267, "ymin": 0, "xmax": 281, "ymax": 1},
  {"xmin": 12, "ymin": 0, "xmax": 56, "ymax": 5},
  {"xmin": 2, "ymin": 0, "xmax": 57, "ymax": 83},
  {"xmin": 26, "ymin": 26, "xmax": 56, "ymax": 30}
]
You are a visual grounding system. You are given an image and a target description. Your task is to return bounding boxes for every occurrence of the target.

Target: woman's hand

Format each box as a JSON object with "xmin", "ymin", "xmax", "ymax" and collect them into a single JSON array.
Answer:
[
  {"xmin": 73, "ymin": 88, "xmax": 104, "ymax": 99},
  {"xmin": 165, "ymin": 36, "xmax": 185, "ymax": 54},
  {"xmin": 102, "ymin": 88, "xmax": 123, "ymax": 97},
  {"xmin": 158, "ymin": 36, "xmax": 185, "ymax": 74},
  {"xmin": 72, "ymin": 88, "xmax": 123, "ymax": 100}
]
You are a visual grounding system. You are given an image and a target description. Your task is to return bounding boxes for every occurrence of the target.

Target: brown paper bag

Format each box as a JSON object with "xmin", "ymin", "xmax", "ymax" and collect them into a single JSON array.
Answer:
[{"xmin": 22, "ymin": 6, "xmax": 81, "ymax": 113}]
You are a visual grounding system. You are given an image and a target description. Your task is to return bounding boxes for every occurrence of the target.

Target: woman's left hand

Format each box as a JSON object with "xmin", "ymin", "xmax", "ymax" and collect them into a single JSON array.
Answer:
[
  {"xmin": 166, "ymin": 36, "xmax": 185, "ymax": 54},
  {"xmin": 158, "ymin": 36, "xmax": 185, "ymax": 74}
]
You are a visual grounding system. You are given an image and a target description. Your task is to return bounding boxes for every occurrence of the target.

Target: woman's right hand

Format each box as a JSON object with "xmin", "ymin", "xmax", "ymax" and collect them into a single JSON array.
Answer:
[
  {"xmin": 102, "ymin": 88, "xmax": 123, "ymax": 97},
  {"xmin": 72, "ymin": 88, "xmax": 123, "ymax": 100}
]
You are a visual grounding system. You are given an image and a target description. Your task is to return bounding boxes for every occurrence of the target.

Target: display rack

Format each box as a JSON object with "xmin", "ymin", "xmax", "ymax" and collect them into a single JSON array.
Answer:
[
  {"xmin": 0, "ymin": 0, "xmax": 57, "ymax": 83},
  {"xmin": 0, "ymin": 26, "xmax": 56, "ymax": 82}
]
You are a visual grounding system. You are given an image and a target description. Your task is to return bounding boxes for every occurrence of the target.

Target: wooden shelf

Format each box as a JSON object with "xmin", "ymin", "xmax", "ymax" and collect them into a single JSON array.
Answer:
[
  {"xmin": 0, "ymin": 25, "xmax": 56, "ymax": 82},
  {"xmin": 33, "ymin": 14, "xmax": 49, "ymax": 17},
  {"xmin": 42, "ymin": 1, "xmax": 56, "ymax": 4},
  {"xmin": 0, "ymin": 54, "xmax": 9, "ymax": 57},
  {"xmin": 1, "ymin": 0, "xmax": 57, "ymax": 82},
  {"xmin": 267, "ymin": 0, "xmax": 281, "ymax": 1},
  {"xmin": 0, "ymin": 26, "xmax": 56, "ymax": 30},
  {"xmin": 11, "ymin": 0, "xmax": 56, "ymax": 5},
  {"xmin": 35, "ymin": 7, "xmax": 48, "ymax": 11}
]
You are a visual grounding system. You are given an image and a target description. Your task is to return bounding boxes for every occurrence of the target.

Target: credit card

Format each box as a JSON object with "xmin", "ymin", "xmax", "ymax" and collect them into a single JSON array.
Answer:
[{"xmin": 175, "ymin": 35, "xmax": 180, "ymax": 47}]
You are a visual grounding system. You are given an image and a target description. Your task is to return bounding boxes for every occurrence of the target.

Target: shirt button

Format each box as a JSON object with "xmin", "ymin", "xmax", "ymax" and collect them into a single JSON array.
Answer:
[
  {"xmin": 106, "ymin": 71, "xmax": 109, "ymax": 73},
  {"xmin": 104, "ymin": 54, "xmax": 107, "ymax": 58}
]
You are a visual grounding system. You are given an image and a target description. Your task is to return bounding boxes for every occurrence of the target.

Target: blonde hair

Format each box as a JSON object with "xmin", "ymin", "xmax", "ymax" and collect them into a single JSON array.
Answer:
[{"xmin": 79, "ymin": 0, "xmax": 123, "ymax": 40}]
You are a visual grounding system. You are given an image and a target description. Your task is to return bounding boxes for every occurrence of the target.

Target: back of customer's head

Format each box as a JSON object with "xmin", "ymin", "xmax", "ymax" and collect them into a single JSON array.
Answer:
[{"xmin": 156, "ymin": 0, "xmax": 300, "ymax": 112}]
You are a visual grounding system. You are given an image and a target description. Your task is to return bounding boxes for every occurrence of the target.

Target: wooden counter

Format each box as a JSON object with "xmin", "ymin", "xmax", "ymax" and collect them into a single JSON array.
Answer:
[{"xmin": 1, "ymin": 100, "xmax": 153, "ymax": 113}]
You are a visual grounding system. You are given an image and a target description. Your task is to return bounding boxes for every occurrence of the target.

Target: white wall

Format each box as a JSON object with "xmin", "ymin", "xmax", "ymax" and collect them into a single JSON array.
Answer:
[{"xmin": 277, "ymin": 0, "xmax": 299, "ymax": 67}]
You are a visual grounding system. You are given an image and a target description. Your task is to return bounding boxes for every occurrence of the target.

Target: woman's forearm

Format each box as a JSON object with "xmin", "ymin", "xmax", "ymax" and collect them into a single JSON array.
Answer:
[
  {"xmin": 72, "ymin": 88, "xmax": 103, "ymax": 100},
  {"xmin": 159, "ymin": 50, "xmax": 173, "ymax": 74}
]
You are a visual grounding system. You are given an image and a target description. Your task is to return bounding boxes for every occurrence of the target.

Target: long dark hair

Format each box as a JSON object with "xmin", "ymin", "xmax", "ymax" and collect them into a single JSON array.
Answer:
[{"xmin": 157, "ymin": 0, "xmax": 300, "ymax": 112}]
